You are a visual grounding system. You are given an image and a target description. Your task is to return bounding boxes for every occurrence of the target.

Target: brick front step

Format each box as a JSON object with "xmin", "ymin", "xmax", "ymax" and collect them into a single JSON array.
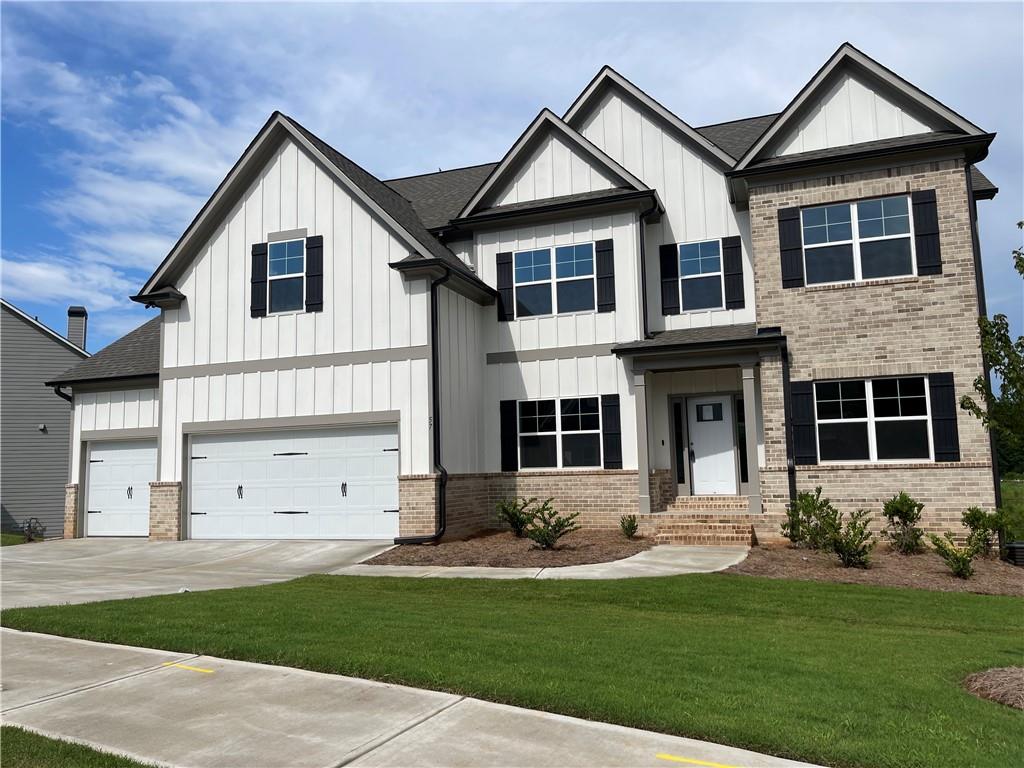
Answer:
[
  {"xmin": 652, "ymin": 521, "xmax": 754, "ymax": 547},
  {"xmin": 663, "ymin": 495, "xmax": 750, "ymax": 514}
]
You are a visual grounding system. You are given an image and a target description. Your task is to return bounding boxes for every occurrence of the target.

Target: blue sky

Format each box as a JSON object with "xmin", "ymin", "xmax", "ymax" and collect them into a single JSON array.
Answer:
[{"xmin": 2, "ymin": 1, "xmax": 1021, "ymax": 352}]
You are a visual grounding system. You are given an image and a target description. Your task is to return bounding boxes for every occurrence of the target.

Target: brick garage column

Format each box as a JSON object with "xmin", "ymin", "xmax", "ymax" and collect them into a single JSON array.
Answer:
[
  {"xmin": 63, "ymin": 484, "xmax": 80, "ymax": 539},
  {"xmin": 633, "ymin": 372, "xmax": 651, "ymax": 515},
  {"xmin": 149, "ymin": 482, "xmax": 182, "ymax": 541}
]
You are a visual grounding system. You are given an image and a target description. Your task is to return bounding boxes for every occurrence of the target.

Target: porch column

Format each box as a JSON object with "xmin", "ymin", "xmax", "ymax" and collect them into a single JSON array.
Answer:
[
  {"xmin": 742, "ymin": 364, "xmax": 762, "ymax": 515},
  {"xmin": 633, "ymin": 372, "xmax": 651, "ymax": 515}
]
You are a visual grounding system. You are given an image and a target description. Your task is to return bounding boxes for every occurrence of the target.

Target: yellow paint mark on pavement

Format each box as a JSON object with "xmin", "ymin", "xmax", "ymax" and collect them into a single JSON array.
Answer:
[
  {"xmin": 656, "ymin": 753, "xmax": 739, "ymax": 768},
  {"xmin": 161, "ymin": 661, "xmax": 215, "ymax": 674}
]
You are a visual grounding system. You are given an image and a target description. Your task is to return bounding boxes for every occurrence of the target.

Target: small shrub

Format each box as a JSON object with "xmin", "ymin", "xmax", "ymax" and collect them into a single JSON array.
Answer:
[
  {"xmin": 882, "ymin": 492, "xmax": 926, "ymax": 554},
  {"xmin": 1001, "ymin": 504, "xmax": 1024, "ymax": 542},
  {"xmin": 495, "ymin": 497, "xmax": 537, "ymax": 538},
  {"xmin": 962, "ymin": 506, "xmax": 1001, "ymax": 556},
  {"xmin": 781, "ymin": 487, "xmax": 839, "ymax": 550},
  {"xmin": 524, "ymin": 499, "xmax": 580, "ymax": 549},
  {"xmin": 831, "ymin": 509, "xmax": 876, "ymax": 568},
  {"xmin": 619, "ymin": 514, "xmax": 639, "ymax": 539},
  {"xmin": 930, "ymin": 532, "xmax": 977, "ymax": 579}
]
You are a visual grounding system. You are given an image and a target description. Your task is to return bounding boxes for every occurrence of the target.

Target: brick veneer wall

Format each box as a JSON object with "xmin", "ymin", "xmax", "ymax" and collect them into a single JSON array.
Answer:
[
  {"xmin": 149, "ymin": 482, "xmax": 181, "ymax": 541},
  {"xmin": 398, "ymin": 475, "xmax": 438, "ymax": 537},
  {"xmin": 63, "ymin": 484, "xmax": 79, "ymax": 538},
  {"xmin": 750, "ymin": 158, "xmax": 996, "ymax": 531}
]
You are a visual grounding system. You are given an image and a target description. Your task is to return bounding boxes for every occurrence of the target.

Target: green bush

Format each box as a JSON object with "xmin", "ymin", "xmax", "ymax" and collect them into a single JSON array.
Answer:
[
  {"xmin": 781, "ymin": 487, "xmax": 839, "ymax": 550},
  {"xmin": 962, "ymin": 506, "xmax": 1000, "ymax": 556},
  {"xmin": 929, "ymin": 532, "xmax": 977, "ymax": 578},
  {"xmin": 524, "ymin": 499, "xmax": 580, "ymax": 549},
  {"xmin": 831, "ymin": 509, "xmax": 876, "ymax": 568},
  {"xmin": 619, "ymin": 514, "xmax": 639, "ymax": 539},
  {"xmin": 495, "ymin": 497, "xmax": 537, "ymax": 538},
  {"xmin": 1000, "ymin": 503, "xmax": 1024, "ymax": 542},
  {"xmin": 882, "ymin": 492, "xmax": 926, "ymax": 554}
]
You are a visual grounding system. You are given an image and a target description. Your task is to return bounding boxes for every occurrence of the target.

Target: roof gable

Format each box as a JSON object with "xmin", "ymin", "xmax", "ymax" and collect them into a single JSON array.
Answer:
[
  {"xmin": 1, "ymin": 299, "xmax": 89, "ymax": 357},
  {"xmin": 457, "ymin": 109, "xmax": 648, "ymax": 219},
  {"xmin": 735, "ymin": 43, "xmax": 986, "ymax": 170},
  {"xmin": 563, "ymin": 66, "xmax": 736, "ymax": 168}
]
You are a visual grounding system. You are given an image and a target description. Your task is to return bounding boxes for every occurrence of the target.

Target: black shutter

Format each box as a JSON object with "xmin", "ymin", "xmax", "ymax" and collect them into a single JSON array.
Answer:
[
  {"xmin": 500, "ymin": 400, "xmax": 518, "ymax": 471},
  {"xmin": 791, "ymin": 381, "xmax": 818, "ymax": 465},
  {"xmin": 601, "ymin": 394, "xmax": 622, "ymax": 469},
  {"xmin": 929, "ymin": 372, "xmax": 960, "ymax": 461},
  {"xmin": 595, "ymin": 239, "xmax": 615, "ymax": 313},
  {"xmin": 304, "ymin": 235, "xmax": 324, "ymax": 312},
  {"xmin": 778, "ymin": 207, "xmax": 805, "ymax": 289},
  {"xmin": 659, "ymin": 243, "xmax": 680, "ymax": 315},
  {"xmin": 912, "ymin": 189, "xmax": 942, "ymax": 276},
  {"xmin": 496, "ymin": 251, "xmax": 514, "ymax": 322},
  {"xmin": 722, "ymin": 235, "xmax": 745, "ymax": 309},
  {"xmin": 250, "ymin": 242, "xmax": 268, "ymax": 318}
]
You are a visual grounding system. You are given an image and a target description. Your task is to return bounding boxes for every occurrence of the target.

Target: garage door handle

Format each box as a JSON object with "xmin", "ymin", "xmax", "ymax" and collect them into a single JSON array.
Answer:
[
  {"xmin": 127, "ymin": 486, "xmax": 133, "ymax": 500},
  {"xmin": 237, "ymin": 485, "xmax": 243, "ymax": 500},
  {"xmin": 273, "ymin": 510, "xmax": 308, "ymax": 515},
  {"xmin": 341, "ymin": 482, "xmax": 347, "ymax": 497}
]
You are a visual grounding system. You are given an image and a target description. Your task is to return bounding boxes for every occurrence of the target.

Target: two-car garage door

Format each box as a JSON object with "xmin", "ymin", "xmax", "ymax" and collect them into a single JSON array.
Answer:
[{"xmin": 188, "ymin": 425, "xmax": 400, "ymax": 540}]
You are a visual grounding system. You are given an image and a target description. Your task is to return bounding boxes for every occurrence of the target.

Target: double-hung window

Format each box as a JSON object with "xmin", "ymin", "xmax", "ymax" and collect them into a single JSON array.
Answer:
[
  {"xmin": 518, "ymin": 397, "xmax": 601, "ymax": 468},
  {"xmin": 268, "ymin": 239, "xmax": 305, "ymax": 313},
  {"xmin": 678, "ymin": 239, "xmax": 723, "ymax": 311},
  {"xmin": 801, "ymin": 196, "xmax": 914, "ymax": 285},
  {"xmin": 815, "ymin": 376, "xmax": 931, "ymax": 463},
  {"xmin": 513, "ymin": 244, "xmax": 595, "ymax": 318}
]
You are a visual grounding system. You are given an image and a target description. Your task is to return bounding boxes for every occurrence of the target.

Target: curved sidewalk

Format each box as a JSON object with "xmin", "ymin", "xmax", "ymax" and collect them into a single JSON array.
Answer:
[{"xmin": 331, "ymin": 545, "xmax": 749, "ymax": 579}]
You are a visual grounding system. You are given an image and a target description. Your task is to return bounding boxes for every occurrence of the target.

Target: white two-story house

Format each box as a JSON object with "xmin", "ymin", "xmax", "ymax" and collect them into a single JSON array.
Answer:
[{"xmin": 51, "ymin": 43, "xmax": 1000, "ymax": 544}]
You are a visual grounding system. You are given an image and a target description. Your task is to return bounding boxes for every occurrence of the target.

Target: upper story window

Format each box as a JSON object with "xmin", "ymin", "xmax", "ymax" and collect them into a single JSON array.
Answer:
[
  {"xmin": 518, "ymin": 396, "xmax": 601, "ymax": 468},
  {"xmin": 814, "ymin": 376, "xmax": 931, "ymax": 463},
  {"xmin": 268, "ymin": 239, "xmax": 305, "ymax": 313},
  {"xmin": 801, "ymin": 196, "xmax": 914, "ymax": 285},
  {"xmin": 678, "ymin": 239, "xmax": 723, "ymax": 311},
  {"xmin": 513, "ymin": 244, "xmax": 595, "ymax": 318}
]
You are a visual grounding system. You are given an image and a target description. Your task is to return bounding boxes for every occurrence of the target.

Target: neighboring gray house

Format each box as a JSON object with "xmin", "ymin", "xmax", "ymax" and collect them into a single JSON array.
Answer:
[{"xmin": 1, "ymin": 300, "xmax": 89, "ymax": 537}]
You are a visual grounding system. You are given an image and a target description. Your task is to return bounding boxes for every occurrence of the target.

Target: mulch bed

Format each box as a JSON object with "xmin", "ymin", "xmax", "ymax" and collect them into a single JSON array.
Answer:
[
  {"xmin": 963, "ymin": 667, "xmax": 1024, "ymax": 710},
  {"xmin": 725, "ymin": 544, "xmax": 1023, "ymax": 596},
  {"xmin": 366, "ymin": 529, "xmax": 650, "ymax": 568}
]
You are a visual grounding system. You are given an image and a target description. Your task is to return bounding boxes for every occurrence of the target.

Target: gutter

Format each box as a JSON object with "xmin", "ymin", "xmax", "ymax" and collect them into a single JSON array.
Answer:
[
  {"xmin": 637, "ymin": 202, "xmax": 659, "ymax": 340},
  {"xmin": 393, "ymin": 266, "xmax": 452, "ymax": 544},
  {"xmin": 442, "ymin": 189, "xmax": 659, "ymax": 232},
  {"xmin": 50, "ymin": 385, "xmax": 72, "ymax": 403},
  {"xmin": 778, "ymin": 336, "xmax": 798, "ymax": 507}
]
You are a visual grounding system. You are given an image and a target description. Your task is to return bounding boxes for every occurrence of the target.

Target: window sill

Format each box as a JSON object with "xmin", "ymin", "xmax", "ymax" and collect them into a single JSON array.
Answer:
[
  {"xmin": 800, "ymin": 275, "xmax": 919, "ymax": 293},
  {"xmin": 514, "ymin": 309, "xmax": 606, "ymax": 321},
  {"xmin": 264, "ymin": 309, "xmax": 306, "ymax": 318}
]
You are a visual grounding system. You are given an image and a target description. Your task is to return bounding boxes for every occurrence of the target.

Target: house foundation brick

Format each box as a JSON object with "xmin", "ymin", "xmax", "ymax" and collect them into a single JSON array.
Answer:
[
  {"xmin": 63, "ymin": 484, "xmax": 79, "ymax": 539},
  {"xmin": 148, "ymin": 482, "xmax": 182, "ymax": 541},
  {"xmin": 398, "ymin": 475, "xmax": 438, "ymax": 537}
]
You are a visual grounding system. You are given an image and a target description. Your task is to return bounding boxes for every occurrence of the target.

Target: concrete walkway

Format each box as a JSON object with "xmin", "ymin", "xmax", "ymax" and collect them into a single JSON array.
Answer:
[
  {"xmin": 332, "ymin": 544, "xmax": 749, "ymax": 579},
  {"xmin": 1, "ymin": 629, "xmax": 816, "ymax": 768}
]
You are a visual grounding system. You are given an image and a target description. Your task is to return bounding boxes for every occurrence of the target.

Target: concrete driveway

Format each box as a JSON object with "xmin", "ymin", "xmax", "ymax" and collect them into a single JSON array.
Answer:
[{"xmin": 0, "ymin": 538, "xmax": 391, "ymax": 609}]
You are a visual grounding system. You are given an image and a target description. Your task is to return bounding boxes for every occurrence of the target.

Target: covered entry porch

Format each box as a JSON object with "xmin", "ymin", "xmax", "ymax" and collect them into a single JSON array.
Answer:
[{"xmin": 613, "ymin": 325, "xmax": 786, "ymax": 520}]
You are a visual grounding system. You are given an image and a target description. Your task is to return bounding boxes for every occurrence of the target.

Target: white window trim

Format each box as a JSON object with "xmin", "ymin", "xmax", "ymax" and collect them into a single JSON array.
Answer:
[
  {"xmin": 267, "ymin": 238, "xmax": 306, "ymax": 315},
  {"xmin": 517, "ymin": 396, "xmax": 603, "ymax": 470},
  {"xmin": 800, "ymin": 195, "xmax": 917, "ymax": 287},
  {"xmin": 813, "ymin": 376, "xmax": 934, "ymax": 464},
  {"xmin": 677, "ymin": 237, "xmax": 725, "ymax": 313},
  {"xmin": 512, "ymin": 242, "xmax": 597, "ymax": 320}
]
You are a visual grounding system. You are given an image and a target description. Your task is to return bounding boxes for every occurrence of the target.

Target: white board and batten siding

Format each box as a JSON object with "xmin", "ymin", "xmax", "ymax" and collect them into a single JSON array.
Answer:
[
  {"xmin": 437, "ymin": 287, "xmax": 485, "ymax": 474},
  {"xmin": 577, "ymin": 88, "xmax": 757, "ymax": 332},
  {"xmin": 773, "ymin": 72, "xmax": 939, "ymax": 157},
  {"xmin": 158, "ymin": 136, "xmax": 432, "ymax": 481},
  {"xmin": 70, "ymin": 389, "xmax": 159, "ymax": 484},
  {"xmin": 490, "ymin": 132, "xmax": 619, "ymax": 208}
]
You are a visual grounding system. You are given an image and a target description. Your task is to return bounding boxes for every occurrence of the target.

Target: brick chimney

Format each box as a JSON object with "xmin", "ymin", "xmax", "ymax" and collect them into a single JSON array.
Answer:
[{"xmin": 67, "ymin": 306, "xmax": 88, "ymax": 350}]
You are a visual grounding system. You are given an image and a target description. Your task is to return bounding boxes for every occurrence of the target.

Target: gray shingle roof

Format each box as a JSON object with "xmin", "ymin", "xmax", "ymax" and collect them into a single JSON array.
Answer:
[
  {"xmin": 970, "ymin": 166, "xmax": 998, "ymax": 198},
  {"xmin": 695, "ymin": 114, "xmax": 779, "ymax": 160},
  {"xmin": 48, "ymin": 316, "xmax": 161, "ymax": 386},
  {"xmin": 613, "ymin": 324, "xmax": 784, "ymax": 355},
  {"xmin": 386, "ymin": 163, "xmax": 498, "ymax": 230},
  {"xmin": 462, "ymin": 187, "xmax": 643, "ymax": 220}
]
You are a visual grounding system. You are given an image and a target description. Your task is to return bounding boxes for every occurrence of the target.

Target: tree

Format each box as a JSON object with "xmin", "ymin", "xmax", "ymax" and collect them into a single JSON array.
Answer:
[{"xmin": 960, "ymin": 221, "xmax": 1024, "ymax": 473}]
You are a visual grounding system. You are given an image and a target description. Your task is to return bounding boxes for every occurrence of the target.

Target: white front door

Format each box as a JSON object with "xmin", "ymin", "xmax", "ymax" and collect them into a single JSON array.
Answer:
[
  {"xmin": 687, "ymin": 396, "xmax": 738, "ymax": 495},
  {"xmin": 85, "ymin": 440, "xmax": 157, "ymax": 536},
  {"xmin": 189, "ymin": 425, "xmax": 400, "ymax": 540}
]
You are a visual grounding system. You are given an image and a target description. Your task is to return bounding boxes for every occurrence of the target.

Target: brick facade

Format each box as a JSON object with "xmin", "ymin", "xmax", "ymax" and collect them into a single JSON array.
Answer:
[
  {"xmin": 148, "ymin": 482, "xmax": 182, "ymax": 541},
  {"xmin": 398, "ymin": 475, "xmax": 438, "ymax": 537},
  {"xmin": 63, "ymin": 483, "xmax": 79, "ymax": 539},
  {"xmin": 749, "ymin": 158, "xmax": 996, "ymax": 532}
]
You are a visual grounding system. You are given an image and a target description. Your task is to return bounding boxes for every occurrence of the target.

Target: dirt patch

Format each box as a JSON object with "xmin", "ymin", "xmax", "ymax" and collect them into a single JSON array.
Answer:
[
  {"xmin": 366, "ymin": 529, "xmax": 650, "ymax": 568},
  {"xmin": 963, "ymin": 667, "xmax": 1024, "ymax": 710},
  {"xmin": 724, "ymin": 544, "xmax": 1023, "ymax": 596}
]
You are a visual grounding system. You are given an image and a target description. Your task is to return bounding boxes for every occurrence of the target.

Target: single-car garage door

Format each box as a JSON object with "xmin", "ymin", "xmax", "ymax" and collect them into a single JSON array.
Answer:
[
  {"xmin": 86, "ymin": 440, "xmax": 157, "ymax": 537},
  {"xmin": 189, "ymin": 425, "xmax": 399, "ymax": 540}
]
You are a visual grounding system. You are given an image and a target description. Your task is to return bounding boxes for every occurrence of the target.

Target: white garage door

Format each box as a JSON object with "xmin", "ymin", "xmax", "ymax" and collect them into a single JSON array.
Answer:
[
  {"xmin": 86, "ymin": 440, "xmax": 157, "ymax": 537},
  {"xmin": 189, "ymin": 425, "xmax": 399, "ymax": 540}
]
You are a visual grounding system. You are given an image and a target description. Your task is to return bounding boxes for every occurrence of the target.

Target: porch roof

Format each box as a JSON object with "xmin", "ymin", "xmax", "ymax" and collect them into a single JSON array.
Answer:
[{"xmin": 612, "ymin": 324, "xmax": 784, "ymax": 357}]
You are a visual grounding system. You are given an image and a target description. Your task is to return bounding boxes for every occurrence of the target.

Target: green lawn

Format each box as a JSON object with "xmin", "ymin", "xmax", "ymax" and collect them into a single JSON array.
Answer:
[
  {"xmin": 3, "ymin": 574, "xmax": 1022, "ymax": 768},
  {"xmin": 1, "ymin": 533, "xmax": 27, "ymax": 547},
  {"xmin": 0, "ymin": 726, "xmax": 153, "ymax": 768}
]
